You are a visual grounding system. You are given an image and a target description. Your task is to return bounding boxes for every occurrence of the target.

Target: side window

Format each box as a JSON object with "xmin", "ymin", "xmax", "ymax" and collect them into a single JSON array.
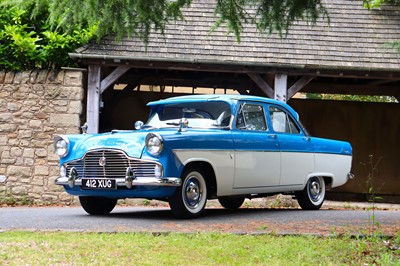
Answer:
[
  {"xmin": 269, "ymin": 106, "xmax": 300, "ymax": 134},
  {"xmin": 236, "ymin": 103, "xmax": 267, "ymax": 131}
]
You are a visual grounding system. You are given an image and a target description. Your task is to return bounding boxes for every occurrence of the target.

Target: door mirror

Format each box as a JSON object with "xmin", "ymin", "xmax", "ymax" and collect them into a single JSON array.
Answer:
[{"xmin": 134, "ymin": 121, "xmax": 144, "ymax": 130}]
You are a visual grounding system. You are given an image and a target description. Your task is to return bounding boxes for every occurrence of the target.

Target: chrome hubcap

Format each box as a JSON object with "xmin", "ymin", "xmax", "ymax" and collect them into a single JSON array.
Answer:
[
  {"xmin": 309, "ymin": 178, "xmax": 322, "ymax": 202},
  {"xmin": 184, "ymin": 177, "xmax": 202, "ymax": 209}
]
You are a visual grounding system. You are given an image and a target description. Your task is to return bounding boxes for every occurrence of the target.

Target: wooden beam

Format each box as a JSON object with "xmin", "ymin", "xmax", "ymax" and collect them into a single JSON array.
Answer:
[
  {"xmin": 87, "ymin": 65, "xmax": 101, "ymax": 133},
  {"xmin": 100, "ymin": 66, "xmax": 131, "ymax": 94},
  {"xmin": 80, "ymin": 58, "xmax": 400, "ymax": 80},
  {"xmin": 274, "ymin": 74, "xmax": 288, "ymax": 102},
  {"xmin": 247, "ymin": 73, "xmax": 274, "ymax": 98},
  {"xmin": 303, "ymin": 82, "xmax": 400, "ymax": 96},
  {"xmin": 288, "ymin": 76, "xmax": 315, "ymax": 99}
]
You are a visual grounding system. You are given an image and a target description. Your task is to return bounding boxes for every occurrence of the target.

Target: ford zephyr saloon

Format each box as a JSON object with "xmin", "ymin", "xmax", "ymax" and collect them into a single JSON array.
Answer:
[{"xmin": 54, "ymin": 94, "xmax": 353, "ymax": 218}]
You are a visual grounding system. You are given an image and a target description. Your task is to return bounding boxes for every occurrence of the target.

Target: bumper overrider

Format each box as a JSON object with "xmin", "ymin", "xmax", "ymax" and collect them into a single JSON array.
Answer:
[
  {"xmin": 347, "ymin": 172, "xmax": 355, "ymax": 181},
  {"xmin": 55, "ymin": 166, "xmax": 181, "ymax": 188}
]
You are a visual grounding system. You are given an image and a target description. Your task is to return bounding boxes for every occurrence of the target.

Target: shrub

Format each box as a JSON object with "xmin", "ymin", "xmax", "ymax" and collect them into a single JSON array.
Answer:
[{"xmin": 0, "ymin": 1, "xmax": 95, "ymax": 71}]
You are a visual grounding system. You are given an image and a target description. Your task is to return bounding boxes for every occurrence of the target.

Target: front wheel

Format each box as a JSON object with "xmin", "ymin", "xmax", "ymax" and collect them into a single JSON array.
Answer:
[
  {"xmin": 295, "ymin": 176, "xmax": 325, "ymax": 210},
  {"xmin": 169, "ymin": 169, "xmax": 207, "ymax": 219},
  {"xmin": 79, "ymin": 196, "xmax": 118, "ymax": 215}
]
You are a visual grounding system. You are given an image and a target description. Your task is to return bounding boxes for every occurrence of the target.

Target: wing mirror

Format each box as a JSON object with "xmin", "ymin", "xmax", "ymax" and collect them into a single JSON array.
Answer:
[{"xmin": 134, "ymin": 121, "xmax": 144, "ymax": 130}]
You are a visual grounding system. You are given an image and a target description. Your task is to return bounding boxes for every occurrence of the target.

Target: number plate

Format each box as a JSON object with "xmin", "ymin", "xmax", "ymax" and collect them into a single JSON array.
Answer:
[{"xmin": 81, "ymin": 179, "xmax": 117, "ymax": 190}]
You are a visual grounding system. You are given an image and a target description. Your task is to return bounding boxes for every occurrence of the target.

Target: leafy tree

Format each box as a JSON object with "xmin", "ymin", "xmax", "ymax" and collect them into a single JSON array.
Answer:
[
  {"xmin": 0, "ymin": 0, "xmax": 96, "ymax": 70},
  {"xmin": 3, "ymin": 0, "xmax": 398, "ymax": 71},
  {"xmin": 363, "ymin": 0, "xmax": 400, "ymax": 53},
  {"xmin": 0, "ymin": 0, "xmax": 329, "ymax": 70},
  {"xmin": 45, "ymin": 0, "xmax": 328, "ymax": 44}
]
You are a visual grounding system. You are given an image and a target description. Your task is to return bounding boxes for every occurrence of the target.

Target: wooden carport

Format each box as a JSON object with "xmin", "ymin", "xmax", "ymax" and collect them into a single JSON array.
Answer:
[{"xmin": 70, "ymin": 0, "xmax": 400, "ymax": 202}]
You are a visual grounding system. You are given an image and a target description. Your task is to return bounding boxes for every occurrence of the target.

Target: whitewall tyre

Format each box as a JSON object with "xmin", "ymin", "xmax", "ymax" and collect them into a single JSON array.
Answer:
[
  {"xmin": 295, "ymin": 176, "xmax": 325, "ymax": 210},
  {"xmin": 169, "ymin": 169, "xmax": 207, "ymax": 219}
]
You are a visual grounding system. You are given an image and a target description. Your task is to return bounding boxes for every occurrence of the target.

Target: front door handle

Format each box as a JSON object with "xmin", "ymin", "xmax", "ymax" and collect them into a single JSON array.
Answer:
[{"xmin": 268, "ymin": 134, "xmax": 277, "ymax": 140}]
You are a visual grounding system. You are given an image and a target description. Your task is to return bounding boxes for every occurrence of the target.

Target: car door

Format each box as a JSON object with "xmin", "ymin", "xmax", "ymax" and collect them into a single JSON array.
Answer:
[
  {"xmin": 268, "ymin": 105, "xmax": 315, "ymax": 186},
  {"xmin": 232, "ymin": 102, "xmax": 281, "ymax": 189}
]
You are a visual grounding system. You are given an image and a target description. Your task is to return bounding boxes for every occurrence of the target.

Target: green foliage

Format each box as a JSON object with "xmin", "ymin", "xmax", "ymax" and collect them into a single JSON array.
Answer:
[
  {"xmin": 2, "ymin": 0, "xmax": 398, "ymax": 70},
  {"xmin": 0, "ymin": 191, "xmax": 32, "ymax": 206},
  {"xmin": 0, "ymin": 0, "xmax": 95, "ymax": 71},
  {"xmin": 384, "ymin": 41, "xmax": 400, "ymax": 54},
  {"xmin": 255, "ymin": 0, "xmax": 327, "ymax": 35},
  {"xmin": 364, "ymin": 0, "xmax": 400, "ymax": 9},
  {"xmin": 0, "ymin": 0, "xmax": 330, "ymax": 69},
  {"xmin": 1, "ymin": 232, "xmax": 399, "ymax": 264},
  {"xmin": 363, "ymin": 0, "xmax": 400, "ymax": 54},
  {"xmin": 47, "ymin": 0, "xmax": 191, "ymax": 45},
  {"xmin": 362, "ymin": 155, "xmax": 384, "ymax": 235},
  {"xmin": 213, "ymin": 0, "xmax": 326, "ymax": 42},
  {"xmin": 46, "ymin": 0, "xmax": 327, "ymax": 44},
  {"xmin": 306, "ymin": 93, "xmax": 398, "ymax": 103}
]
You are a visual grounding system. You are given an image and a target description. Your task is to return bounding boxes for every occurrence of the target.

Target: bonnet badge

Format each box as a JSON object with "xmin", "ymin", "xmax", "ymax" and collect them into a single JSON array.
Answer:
[{"xmin": 99, "ymin": 156, "xmax": 106, "ymax": 166}]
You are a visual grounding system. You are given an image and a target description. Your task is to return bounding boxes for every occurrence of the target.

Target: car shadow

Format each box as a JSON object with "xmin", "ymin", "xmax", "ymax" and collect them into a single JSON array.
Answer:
[{"xmin": 104, "ymin": 206, "xmax": 305, "ymax": 221}]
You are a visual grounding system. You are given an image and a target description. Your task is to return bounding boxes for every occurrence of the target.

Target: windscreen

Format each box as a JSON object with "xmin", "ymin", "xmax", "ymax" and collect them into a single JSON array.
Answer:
[{"xmin": 146, "ymin": 101, "xmax": 232, "ymax": 129}]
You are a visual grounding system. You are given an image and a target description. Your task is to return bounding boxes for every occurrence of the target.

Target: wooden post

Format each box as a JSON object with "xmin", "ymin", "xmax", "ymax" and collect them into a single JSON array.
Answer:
[
  {"xmin": 274, "ymin": 74, "xmax": 288, "ymax": 102},
  {"xmin": 87, "ymin": 65, "xmax": 101, "ymax": 133}
]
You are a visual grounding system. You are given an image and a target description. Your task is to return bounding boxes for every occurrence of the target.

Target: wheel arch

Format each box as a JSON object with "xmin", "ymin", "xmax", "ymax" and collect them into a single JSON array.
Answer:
[
  {"xmin": 306, "ymin": 173, "xmax": 333, "ymax": 190},
  {"xmin": 322, "ymin": 176, "xmax": 333, "ymax": 190},
  {"xmin": 182, "ymin": 161, "xmax": 217, "ymax": 199}
]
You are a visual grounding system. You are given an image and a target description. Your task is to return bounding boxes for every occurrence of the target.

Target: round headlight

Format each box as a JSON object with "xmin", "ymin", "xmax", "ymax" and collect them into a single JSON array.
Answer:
[
  {"xmin": 145, "ymin": 133, "xmax": 164, "ymax": 156},
  {"xmin": 54, "ymin": 135, "xmax": 69, "ymax": 158}
]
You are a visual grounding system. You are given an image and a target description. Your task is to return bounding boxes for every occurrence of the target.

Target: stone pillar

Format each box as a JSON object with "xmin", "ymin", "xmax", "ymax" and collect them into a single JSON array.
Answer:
[{"xmin": 0, "ymin": 69, "xmax": 85, "ymax": 205}]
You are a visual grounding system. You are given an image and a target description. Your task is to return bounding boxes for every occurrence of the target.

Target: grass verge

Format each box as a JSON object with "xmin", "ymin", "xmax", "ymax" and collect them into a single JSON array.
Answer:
[{"xmin": 0, "ymin": 231, "xmax": 399, "ymax": 265}]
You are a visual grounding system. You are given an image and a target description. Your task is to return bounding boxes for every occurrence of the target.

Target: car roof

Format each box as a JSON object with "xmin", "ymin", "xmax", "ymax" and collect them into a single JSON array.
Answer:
[{"xmin": 147, "ymin": 94, "xmax": 299, "ymax": 120}]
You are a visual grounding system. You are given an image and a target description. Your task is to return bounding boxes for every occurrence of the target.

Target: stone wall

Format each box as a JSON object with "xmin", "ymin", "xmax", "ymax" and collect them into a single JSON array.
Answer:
[{"xmin": 0, "ymin": 70, "xmax": 85, "ymax": 205}]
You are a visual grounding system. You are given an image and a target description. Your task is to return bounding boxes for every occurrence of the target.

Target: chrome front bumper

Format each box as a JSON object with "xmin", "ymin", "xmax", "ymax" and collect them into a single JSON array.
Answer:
[
  {"xmin": 55, "ymin": 167, "xmax": 181, "ymax": 188},
  {"xmin": 55, "ymin": 176, "xmax": 181, "ymax": 187}
]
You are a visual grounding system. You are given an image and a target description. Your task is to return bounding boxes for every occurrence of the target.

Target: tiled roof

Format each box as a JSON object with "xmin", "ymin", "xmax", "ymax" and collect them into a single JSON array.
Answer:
[{"xmin": 72, "ymin": 0, "xmax": 400, "ymax": 72}]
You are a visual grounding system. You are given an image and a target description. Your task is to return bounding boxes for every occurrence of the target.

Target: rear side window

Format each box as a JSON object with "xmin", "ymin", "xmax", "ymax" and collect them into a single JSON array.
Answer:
[{"xmin": 269, "ymin": 106, "xmax": 300, "ymax": 134}]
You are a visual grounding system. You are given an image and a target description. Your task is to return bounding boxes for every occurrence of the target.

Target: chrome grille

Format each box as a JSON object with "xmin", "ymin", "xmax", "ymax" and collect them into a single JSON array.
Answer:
[{"xmin": 65, "ymin": 150, "xmax": 158, "ymax": 179}]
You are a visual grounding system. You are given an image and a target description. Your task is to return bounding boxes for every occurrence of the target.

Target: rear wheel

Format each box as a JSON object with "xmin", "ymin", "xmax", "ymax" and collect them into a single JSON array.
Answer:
[
  {"xmin": 218, "ymin": 196, "xmax": 245, "ymax": 209},
  {"xmin": 79, "ymin": 196, "xmax": 118, "ymax": 215},
  {"xmin": 169, "ymin": 168, "xmax": 207, "ymax": 219},
  {"xmin": 295, "ymin": 176, "xmax": 325, "ymax": 210}
]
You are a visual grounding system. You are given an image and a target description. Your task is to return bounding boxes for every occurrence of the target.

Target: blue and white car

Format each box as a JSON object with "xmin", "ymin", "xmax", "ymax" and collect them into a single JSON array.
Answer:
[{"xmin": 54, "ymin": 94, "xmax": 353, "ymax": 218}]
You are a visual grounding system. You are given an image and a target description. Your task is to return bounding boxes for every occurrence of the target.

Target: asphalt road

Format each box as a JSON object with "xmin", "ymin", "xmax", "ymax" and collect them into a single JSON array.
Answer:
[{"xmin": 1, "ymin": 205, "xmax": 399, "ymax": 236}]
